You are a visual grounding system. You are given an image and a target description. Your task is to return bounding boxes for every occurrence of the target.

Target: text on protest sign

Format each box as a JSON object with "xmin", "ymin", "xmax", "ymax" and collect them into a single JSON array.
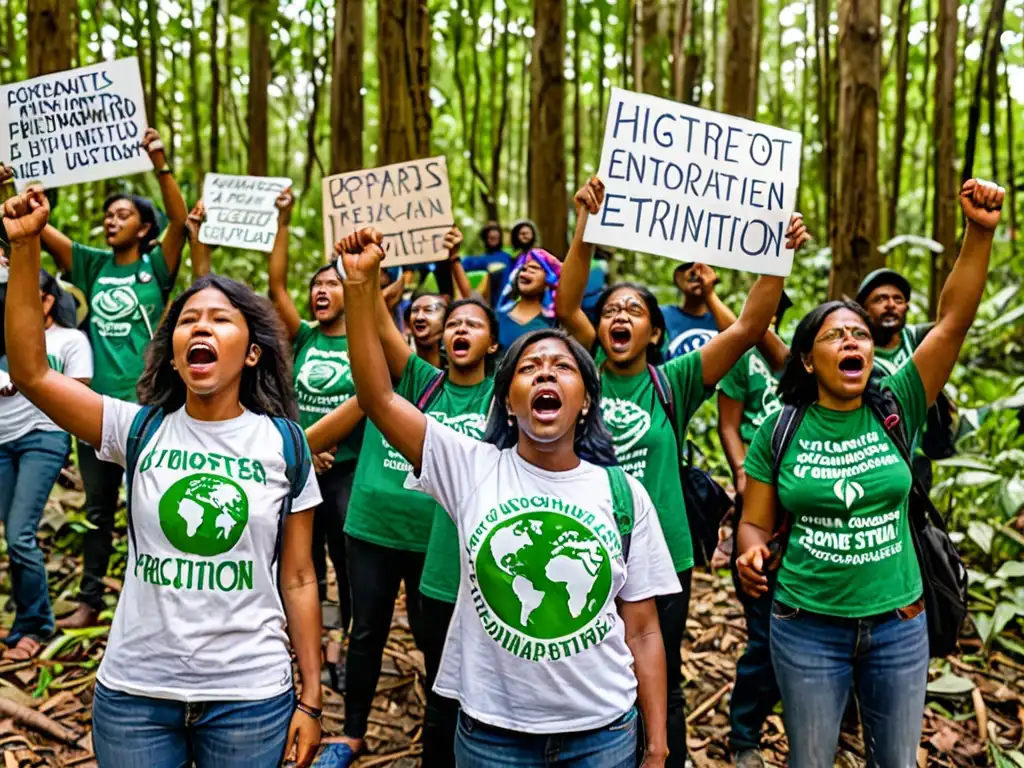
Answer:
[
  {"xmin": 584, "ymin": 87, "xmax": 802, "ymax": 276},
  {"xmin": 199, "ymin": 174, "xmax": 292, "ymax": 253},
  {"xmin": 322, "ymin": 157, "xmax": 454, "ymax": 267},
  {"xmin": 0, "ymin": 58, "xmax": 151, "ymax": 191}
]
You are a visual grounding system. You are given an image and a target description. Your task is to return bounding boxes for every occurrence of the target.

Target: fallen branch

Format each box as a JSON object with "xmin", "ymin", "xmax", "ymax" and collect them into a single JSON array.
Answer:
[
  {"xmin": 685, "ymin": 681, "xmax": 733, "ymax": 724},
  {"xmin": 0, "ymin": 697, "xmax": 78, "ymax": 744},
  {"xmin": 971, "ymin": 687, "xmax": 988, "ymax": 739}
]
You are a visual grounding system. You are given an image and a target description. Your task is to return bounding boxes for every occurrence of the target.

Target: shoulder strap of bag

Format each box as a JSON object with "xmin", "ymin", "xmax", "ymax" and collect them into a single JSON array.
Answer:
[
  {"xmin": 647, "ymin": 363, "xmax": 675, "ymax": 423},
  {"xmin": 416, "ymin": 369, "xmax": 447, "ymax": 412},
  {"xmin": 270, "ymin": 417, "xmax": 313, "ymax": 566},
  {"xmin": 125, "ymin": 405, "xmax": 165, "ymax": 555},
  {"xmin": 769, "ymin": 404, "xmax": 807, "ymax": 550},
  {"xmin": 606, "ymin": 465, "xmax": 635, "ymax": 563}
]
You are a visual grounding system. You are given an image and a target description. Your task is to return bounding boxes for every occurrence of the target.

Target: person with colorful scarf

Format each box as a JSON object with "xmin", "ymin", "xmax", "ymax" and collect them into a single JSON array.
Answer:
[{"xmin": 495, "ymin": 249, "xmax": 561, "ymax": 350}]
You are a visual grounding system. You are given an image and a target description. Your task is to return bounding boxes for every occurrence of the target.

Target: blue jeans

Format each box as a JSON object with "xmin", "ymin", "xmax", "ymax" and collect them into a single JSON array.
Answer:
[
  {"xmin": 770, "ymin": 601, "xmax": 928, "ymax": 768},
  {"xmin": 454, "ymin": 709, "xmax": 637, "ymax": 767},
  {"xmin": 91, "ymin": 683, "xmax": 295, "ymax": 768},
  {"xmin": 0, "ymin": 429, "xmax": 69, "ymax": 643}
]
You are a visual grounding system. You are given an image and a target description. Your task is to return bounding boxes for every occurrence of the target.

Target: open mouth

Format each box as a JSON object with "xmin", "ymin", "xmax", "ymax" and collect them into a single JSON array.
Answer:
[
  {"xmin": 531, "ymin": 388, "xmax": 563, "ymax": 423},
  {"xmin": 412, "ymin": 319, "xmax": 430, "ymax": 334},
  {"xmin": 186, "ymin": 341, "xmax": 218, "ymax": 374},
  {"xmin": 838, "ymin": 356, "xmax": 865, "ymax": 378},
  {"xmin": 314, "ymin": 295, "xmax": 331, "ymax": 312},
  {"xmin": 450, "ymin": 337, "xmax": 471, "ymax": 356},
  {"xmin": 609, "ymin": 326, "xmax": 632, "ymax": 352}
]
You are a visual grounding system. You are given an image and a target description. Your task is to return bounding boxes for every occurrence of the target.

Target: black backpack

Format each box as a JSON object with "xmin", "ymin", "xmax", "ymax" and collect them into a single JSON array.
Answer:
[{"xmin": 770, "ymin": 390, "xmax": 968, "ymax": 657}]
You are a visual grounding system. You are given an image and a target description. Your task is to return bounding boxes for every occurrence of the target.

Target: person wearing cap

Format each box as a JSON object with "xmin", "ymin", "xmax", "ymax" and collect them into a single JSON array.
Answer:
[
  {"xmin": 661, "ymin": 263, "xmax": 726, "ymax": 359},
  {"xmin": 856, "ymin": 269, "xmax": 931, "ymax": 378},
  {"xmin": 460, "ymin": 222, "xmax": 513, "ymax": 304},
  {"xmin": 0, "ymin": 269, "xmax": 93, "ymax": 660}
]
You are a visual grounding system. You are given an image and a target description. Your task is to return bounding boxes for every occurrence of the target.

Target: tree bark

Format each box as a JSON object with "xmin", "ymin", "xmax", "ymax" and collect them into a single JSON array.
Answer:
[
  {"xmin": 886, "ymin": 0, "xmax": 910, "ymax": 239},
  {"xmin": 147, "ymin": 0, "xmax": 158, "ymax": 126},
  {"xmin": 573, "ymin": 0, "xmax": 583, "ymax": 189},
  {"xmin": 489, "ymin": 2, "xmax": 511, "ymax": 224},
  {"xmin": 723, "ymin": 0, "xmax": 758, "ymax": 117},
  {"xmin": 26, "ymin": 0, "xmax": 73, "ymax": 77},
  {"xmin": 961, "ymin": 0, "xmax": 1005, "ymax": 185},
  {"xmin": 986, "ymin": 9, "xmax": 1003, "ymax": 180},
  {"xmin": 529, "ymin": 0, "xmax": 568, "ymax": 253},
  {"xmin": 1004, "ymin": 55, "xmax": 1017, "ymax": 255},
  {"xmin": 302, "ymin": 16, "xmax": 326, "ymax": 193},
  {"xmin": 378, "ymin": 0, "xmax": 431, "ymax": 164},
  {"xmin": 828, "ymin": 0, "xmax": 882, "ymax": 301},
  {"xmin": 210, "ymin": 0, "xmax": 221, "ymax": 172},
  {"xmin": 247, "ymin": 0, "xmax": 271, "ymax": 176},
  {"xmin": 930, "ymin": 0, "xmax": 959, "ymax": 318},
  {"xmin": 188, "ymin": 0, "xmax": 204, "ymax": 183},
  {"xmin": 671, "ymin": 0, "xmax": 691, "ymax": 101},
  {"xmin": 815, "ymin": 0, "xmax": 835, "ymax": 235},
  {"xmin": 330, "ymin": 0, "xmax": 364, "ymax": 174}
]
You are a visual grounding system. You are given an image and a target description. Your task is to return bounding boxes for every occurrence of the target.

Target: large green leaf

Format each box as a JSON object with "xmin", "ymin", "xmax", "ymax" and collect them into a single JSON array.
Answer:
[
  {"xmin": 926, "ymin": 672, "xmax": 975, "ymax": 695},
  {"xmin": 967, "ymin": 521, "xmax": 996, "ymax": 554},
  {"xmin": 995, "ymin": 562, "xmax": 1024, "ymax": 580}
]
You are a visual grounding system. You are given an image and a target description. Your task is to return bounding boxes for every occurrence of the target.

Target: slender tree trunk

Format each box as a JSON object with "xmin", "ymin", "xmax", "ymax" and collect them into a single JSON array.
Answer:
[
  {"xmin": 529, "ymin": 0, "xmax": 568, "ymax": 253},
  {"xmin": 815, "ymin": 0, "xmax": 834, "ymax": 234},
  {"xmin": 133, "ymin": 4, "xmax": 147, "ymax": 113},
  {"xmin": 302, "ymin": 17, "xmax": 326, "ymax": 192},
  {"xmin": 622, "ymin": 0, "xmax": 631, "ymax": 88},
  {"xmin": 921, "ymin": 0, "xmax": 931, "ymax": 220},
  {"xmin": 283, "ymin": 67, "xmax": 294, "ymax": 179},
  {"xmin": 671, "ymin": 0, "xmax": 690, "ymax": 101},
  {"xmin": 210, "ymin": 0, "xmax": 221, "ymax": 172},
  {"xmin": 710, "ymin": 0, "xmax": 719, "ymax": 108},
  {"xmin": 774, "ymin": 1, "xmax": 784, "ymax": 125},
  {"xmin": 798, "ymin": 3, "xmax": 810, "ymax": 217},
  {"xmin": 26, "ymin": 0, "xmax": 73, "ymax": 77},
  {"xmin": 1004, "ymin": 56, "xmax": 1017, "ymax": 255},
  {"xmin": 147, "ymin": 0, "xmax": 158, "ymax": 126},
  {"xmin": 986, "ymin": 10, "xmax": 1003, "ymax": 180},
  {"xmin": 378, "ymin": 0, "xmax": 432, "ymax": 164},
  {"xmin": 723, "ymin": 0, "xmax": 757, "ymax": 117},
  {"xmin": 330, "ymin": 0, "xmax": 364, "ymax": 174},
  {"xmin": 961, "ymin": 0, "xmax": 1004, "ymax": 185},
  {"xmin": 828, "ymin": 0, "xmax": 882, "ymax": 301},
  {"xmin": 490, "ymin": 2, "xmax": 511, "ymax": 224},
  {"xmin": 597, "ymin": 0, "xmax": 607, "ymax": 124},
  {"xmin": 189, "ymin": 0, "xmax": 204, "ymax": 182},
  {"xmin": 247, "ymin": 0, "xmax": 271, "ymax": 176},
  {"xmin": 930, "ymin": 0, "xmax": 959, "ymax": 318},
  {"xmin": 633, "ymin": 0, "xmax": 644, "ymax": 91},
  {"xmin": 517, "ymin": 45, "xmax": 529, "ymax": 214},
  {"xmin": 573, "ymin": 0, "xmax": 583, "ymax": 190},
  {"xmin": 886, "ymin": 0, "xmax": 910, "ymax": 239},
  {"xmin": 684, "ymin": 0, "xmax": 703, "ymax": 104}
]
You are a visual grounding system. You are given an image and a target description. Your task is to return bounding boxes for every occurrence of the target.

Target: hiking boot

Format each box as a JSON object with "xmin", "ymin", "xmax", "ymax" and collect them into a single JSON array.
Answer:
[
  {"xmin": 735, "ymin": 750, "xmax": 766, "ymax": 768},
  {"xmin": 56, "ymin": 604, "xmax": 100, "ymax": 629}
]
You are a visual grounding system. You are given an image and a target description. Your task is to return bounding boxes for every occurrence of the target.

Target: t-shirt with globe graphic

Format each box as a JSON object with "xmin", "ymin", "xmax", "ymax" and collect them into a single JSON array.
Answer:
[
  {"xmin": 292, "ymin": 322, "xmax": 363, "ymax": 463},
  {"xmin": 719, "ymin": 348, "xmax": 782, "ymax": 444},
  {"xmin": 71, "ymin": 242, "xmax": 174, "ymax": 401},
  {"xmin": 599, "ymin": 350, "xmax": 711, "ymax": 572},
  {"xmin": 407, "ymin": 419, "xmax": 680, "ymax": 733},
  {"xmin": 94, "ymin": 396, "xmax": 322, "ymax": 702}
]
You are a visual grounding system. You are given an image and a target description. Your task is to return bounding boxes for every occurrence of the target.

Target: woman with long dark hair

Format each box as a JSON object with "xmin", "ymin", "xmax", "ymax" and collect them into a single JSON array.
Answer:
[
  {"xmin": 735, "ymin": 179, "xmax": 1003, "ymax": 768},
  {"xmin": 335, "ymin": 226, "xmax": 679, "ymax": 767},
  {"xmin": 3, "ymin": 187, "xmax": 323, "ymax": 768},
  {"xmin": 555, "ymin": 177, "xmax": 807, "ymax": 766},
  {"xmin": 0, "ymin": 269, "xmax": 92, "ymax": 660}
]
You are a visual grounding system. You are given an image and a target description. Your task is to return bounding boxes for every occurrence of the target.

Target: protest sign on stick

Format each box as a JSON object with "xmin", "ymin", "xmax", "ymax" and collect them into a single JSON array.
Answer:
[
  {"xmin": 199, "ymin": 174, "xmax": 291, "ymax": 252},
  {"xmin": 322, "ymin": 157, "xmax": 454, "ymax": 267},
  {"xmin": 0, "ymin": 58, "xmax": 151, "ymax": 191},
  {"xmin": 584, "ymin": 87, "xmax": 803, "ymax": 276}
]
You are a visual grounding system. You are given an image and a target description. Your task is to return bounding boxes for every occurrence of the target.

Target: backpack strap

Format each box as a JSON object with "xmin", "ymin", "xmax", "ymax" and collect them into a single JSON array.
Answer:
[
  {"xmin": 606, "ymin": 465, "xmax": 635, "ymax": 563},
  {"xmin": 270, "ymin": 417, "xmax": 313, "ymax": 566},
  {"xmin": 416, "ymin": 370, "xmax": 447, "ymax": 412},
  {"xmin": 125, "ymin": 405, "xmax": 165, "ymax": 555},
  {"xmin": 769, "ymin": 404, "xmax": 807, "ymax": 554},
  {"xmin": 647, "ymin": 364, "xmax": 675, "ymax": 423}
]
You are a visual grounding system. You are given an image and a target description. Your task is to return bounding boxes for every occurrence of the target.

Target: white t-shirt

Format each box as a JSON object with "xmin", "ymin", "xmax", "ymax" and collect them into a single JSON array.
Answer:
[
  {"xmin": 406, "ymin": 418, "xmax": 680, "ymax": 733},
  {"xmin": 95, "ymin": 397, "xmax": 322, "ymax": 702},
  {"xmin": 0, "ymin": 325, "xmax": 93, "ymax": 445}
]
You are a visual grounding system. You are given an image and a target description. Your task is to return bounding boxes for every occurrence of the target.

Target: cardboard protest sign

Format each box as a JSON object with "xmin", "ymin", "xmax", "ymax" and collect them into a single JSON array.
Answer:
[
  {"xmin": 322, "ymin": 157, "xmax": 454, "ymax": 267},
  {"xmin": 584, "ymin": 87, "xmax": 802, "ymax": 276},
  {"xmin": 199, "ymin": 174, "xmax": 291, "ymax": 252},
  {"xmin": 0, "ymin": 58, "xmax": 151, "ymax": 191}
]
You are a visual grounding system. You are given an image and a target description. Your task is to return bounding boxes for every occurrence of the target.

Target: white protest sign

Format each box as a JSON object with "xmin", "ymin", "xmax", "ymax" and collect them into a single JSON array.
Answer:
[
  {"xmin": 322, "ymin": 157, "xmax": 454, "ymax": 267},
  {"xmin": 199, "ymin": 174, "xmax": 291, "ymax": 252},
  {"xmin": 0, "ymin": 58, "xmax": 151, "ymax": 191},
  {"xmin": 584, "ymin": 87, "xmax": 802, "ymax": 276}
]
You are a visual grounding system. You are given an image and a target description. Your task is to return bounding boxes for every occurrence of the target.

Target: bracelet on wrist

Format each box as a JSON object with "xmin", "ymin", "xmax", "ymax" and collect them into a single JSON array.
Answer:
[
  {"xmin": 295, "ymin": 701, "xmax": 322, "ymax": 720},
  {"xmin": 156, "ymin": 165, "xmax": 172, "ymax": 176}
]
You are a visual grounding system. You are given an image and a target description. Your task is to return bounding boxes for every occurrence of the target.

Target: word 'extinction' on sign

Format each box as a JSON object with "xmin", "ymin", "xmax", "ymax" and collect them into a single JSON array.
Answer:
[
  {"xmin": 0, "ymin": 58, "xmax": 152, "ymax": 191},
  {"xmin": 584, "ymin": 87, "xmax": 802, "ymax": 276},
  {"xmin": 199, "ymin": 174, "xmax": 292, "ymax": 253},
  {"xmin": 322, "ymin": 157, "xmax": 454, "ymax": 268}
]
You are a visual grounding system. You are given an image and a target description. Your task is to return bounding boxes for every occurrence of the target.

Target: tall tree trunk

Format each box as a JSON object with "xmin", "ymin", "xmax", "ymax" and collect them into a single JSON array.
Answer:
[
  {"xmin": 147, "ymin": 0, "xmax": 158, "ymax": 126},
  {"xmin": 886, "ymin": 0, "xmax": 910, "ymax": 239},
  {"xmin": 1004, "ymin": 56, "xmax": 1017, "ymax": 255},
  {"xmin": 378, "ymin": 0, "xmax": 431, "ymax": 164},
  {"xmin": 683, "ymin": 0, "xmax": 703, "ymax": 104},
  {"xmin": 828, "ymin": 0, "xmax": 882, "ymax": 301},
  {"xmin": 189, "ymin": 0, "xmax": 204, "ymax": 182},
  {"xmin": 529, "ymin": 0, "xmax": 568, "ymax": 253},
  {"xmin": 671, "ymin": 0, "xmax": 690, "ymax": 101},
  {"xmin": 516, "ymin": 44, "xmax": 529, "ymax": 214},
  {"xmin": 641, "ymin": 0, "xmax": 668, "ymax": 96},
  {"xmin": 210, "ymin": 0, "xmax": 221, "ymax": 172},
  {"xmin": 490, "ymin": 2, "xmax": 512, "ymax": 224},
  {"xmin": 798, "ymin": 2, "xmax": 810, "ymax": 217},
  {"xmin": 247, "ymin": 0, "xmax": 271, "ymax": 176},
  {"xmin": 633, "ymin": 0, "xmax": 644, "ymax": 91},
  {"xmin": 302, "ymin": 17, "xmax": 326, "ymax": 192},
  {"xmin": 723, "ymin": 0, "xmax": 757, "ymax": 117},
  {"xmin": 921, "ymin": 0, "xmax": 931, "ymax": 220},
  {"xmin": 710, "ymin": 0, "xmax": 719, "ymax": 108},
  {"xmin": 330, "ymin": 0, "xmax": 364, "ymax": 174},
  {"xmin": 26, "ymin": 0, "xmax": 72, "ymax": 77},
  {"xmin": 986, "ymin": 10, "xmax": 1003, "ymax": 180},
  {"xmin": 961, "ymin": 0, "xmax": 1005, "ymax": 185},
  {"xmin": 573, "ymin": 0, "xmax": 583, "ymax": 190},
  {"xmin": 930, "ymin": 0, "xmax": 959, "ymax": 318},
  {"xmin": 773, "ymin": 1, "xmax": 784, "ymax": 125},
  {"xmin": 815, "ymin": 0, "xmax": 835, "ymax": 234}
]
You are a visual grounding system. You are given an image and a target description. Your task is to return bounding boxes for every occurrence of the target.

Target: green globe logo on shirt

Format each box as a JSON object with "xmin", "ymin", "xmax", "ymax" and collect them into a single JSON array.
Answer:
[
  {"xmin": 296, "ymin": 357, "xmax": 352, "ymax": 394},
  {"xmin": 476, "ymin": 512, "xmax": 612, "ymax": 640},
  {"xmin": 158, "ymin": 474, "xmax": 249, "ymax": 556},
  {"xmin": 601, "ymin": 398, "xmax": 651, "ymax": 454},
  {"xmin": 92, "ymin": 286, "xmax": 141, "ymax": 322}
]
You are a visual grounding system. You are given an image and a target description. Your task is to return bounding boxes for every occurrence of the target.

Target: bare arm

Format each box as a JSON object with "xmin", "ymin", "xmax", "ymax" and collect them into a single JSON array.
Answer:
[
  {"xmin": 141, "ymin": 129, "xmax": 188, "ymax": 276},
  {"xmin": 305, "ymin": 397, "xmax": 365, "ymax": 454},
  {"xmin": 755, "ymin": 330, "xmax": 790, "ymax": 372},
  {"xmin": 698, "ymin": 275, "xmax": 783, "ymax": 388},
  {"xmin": 736, "ymin": 477, "xmax": 777, "ymax": 597},
  {"xmin": 184, "ymin": 200, "xmax": 213, "ymax": 279},
  {"xmin": 717, "ymin": 393, "xmax": 748, "ymax": 495},
  {"xmin": 619, "ymin": 598, "xmax": 668, "ymax": 765},
  {"xmin": 444, "ymin": 227, "xmax": 479, "ymax": 300},
  {"xmin": 912, "ymin": 180, "xmax": 1003, "ymax": 406},
  {"xmin": 3, "ymin": 189, "xmax": 103, "ymax": 447},
  {"xmin": 40, "ymin": 224, "xmax": 74, "ymax": 273},
  {"xmin": 554, "ymin": 178, "xmax": 605, "ymax": 349},
  {"xmin": 338, "ymin": 229, "xmax": 428, "ymax": 473},
  {"xmin": 375, "ymin": 280, "xmax": 415, "ymax": 381},
  {"xmin": 267, "ymin": 188, "xmax": 303, "ymax": 340}
]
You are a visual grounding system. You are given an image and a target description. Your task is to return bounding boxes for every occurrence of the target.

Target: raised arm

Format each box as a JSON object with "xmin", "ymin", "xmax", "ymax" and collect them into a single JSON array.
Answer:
[
  {"xmin": 912, "ymin": 179, "xmax": 1003, "ymax": 405},
  {"xmin": 445, "ymin": 227, "xmax": 478, "ymax": 300},
  {"xmin": 338, "ymin": 229, "xmax": 428, "ymax": 472},
  {"xmin": 267, "ymin": 188, "xmax": 303, "ymax": 340},
  {"xmin": 306, "ymin": 396, "xmax": 365, "ymax": 454},
  {"xmin": 755, "ymin": 331, "xmax": 791, "ymax": 372},
  {"xmin": 374, "ymin": 275, "xmax": 415, "ymax": 381},
  {"xmin": 0, "ymin": 163, "xmax": 73, "ymax": 272},
  {"xmin": 717, "ymin": 393, "xmax": 748, "ymax": 495},
  {"xmin": 142, "ymin": 129, "xmax": 189, "ymax": 276},
  {"xmin": 184, "ymin": 200, "xmax": 213, "ymax": 279},
  {"xmin": 554, "ymin": 177, "xmax": 605, "ymax": 349},
  {"xmin": 3, "ymin": 188, "xmax": 103, "ymax": 447}
]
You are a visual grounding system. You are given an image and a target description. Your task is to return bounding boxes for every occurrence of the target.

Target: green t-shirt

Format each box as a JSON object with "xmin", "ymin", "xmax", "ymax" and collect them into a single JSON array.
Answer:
[
  {"xmin": 599, "ymin": 351, "xmax": 710, "ymax": 572},
  {"xmin": 872, "ymin": 324, "xmax": 930, "ymax": 377},
  {"xmin": 418, "ymin": 381, "xmax": 495, "ymax": 603},
  {"xmin": 744, "ymin": 362, "xmax": 929, "ymax": 618},
  {"xmin": 71, "ymin": 242, "xmax": 173, "ymax": 401},
  {"xmin": 292, "ymin": 322, "xmax": 363, "ymax": 463},
  {"xmin": 718, "ymin": 349, "xmax": 783, "ymax": 444}
]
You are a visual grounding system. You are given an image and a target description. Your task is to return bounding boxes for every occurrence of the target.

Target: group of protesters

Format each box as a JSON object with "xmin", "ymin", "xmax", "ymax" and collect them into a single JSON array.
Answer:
[{"xmin": 0, "ymin": 129, "xmax": 1007, "ymax": 768}]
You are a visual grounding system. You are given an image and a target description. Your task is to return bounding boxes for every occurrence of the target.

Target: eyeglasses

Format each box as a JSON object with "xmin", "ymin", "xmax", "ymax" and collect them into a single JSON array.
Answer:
[
  {"xmin": 600, "ymin": 300, "xmax": 647, "ymax": 318},
  {"xmin": 815, "ymin": 326, "xmax": 872, "ymax": 345},
  {"xmin": 410, "ymin": 302, "xmax": 446, "ymax": 316}
]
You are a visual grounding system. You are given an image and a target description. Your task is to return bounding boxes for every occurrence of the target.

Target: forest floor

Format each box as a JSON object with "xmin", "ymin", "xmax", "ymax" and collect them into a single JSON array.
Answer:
[{"xmin": 0, "ymin": 484, "xmax": 1022, "ymax": 767}]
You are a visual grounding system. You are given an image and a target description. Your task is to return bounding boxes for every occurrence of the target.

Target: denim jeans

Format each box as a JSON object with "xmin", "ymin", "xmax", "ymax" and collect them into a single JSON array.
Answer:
[
  {"xmin": 0, "ymin": 429, "xmax": 70, "ymax": 643},
  {"xmin": 91, "ymin": 683, "xmax": 295, "ymax": 768},
  {"xmin": 654, "ymin": 568, "xmax": 692, "ymax": 767},
  {"xmin": 454, "ymin": 709, "xmax": 638, "ymax": 767},
  {"xmin": 77, "ymin": 443, "xmax": 124, "ymax": 610},
  {"xmin": 770, "ymin": 601, "xmax": 928, "ymax": 768}
]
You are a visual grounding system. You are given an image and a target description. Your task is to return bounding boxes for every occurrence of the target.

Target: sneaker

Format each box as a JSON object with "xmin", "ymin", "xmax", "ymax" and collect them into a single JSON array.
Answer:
[{"xmin": 735, "ymin": 750, "xmax": 766, "ymax": 768}]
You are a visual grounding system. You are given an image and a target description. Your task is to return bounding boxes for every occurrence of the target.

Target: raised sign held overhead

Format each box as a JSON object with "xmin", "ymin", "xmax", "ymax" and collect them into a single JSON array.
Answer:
[
  {"xmin": 199, "ymin": 174, "xmax": 291, "ymax": 252},
  {"xmin": 322, "ymin": 157, "xmax": 454, "ymax": 267},
  {"xmin": 0, "ymin": 58, "xmax": 151, "ymax": 191},
  {"xmin": 584, "ymin": 87, "xmax": 803, "ymax": 276}
]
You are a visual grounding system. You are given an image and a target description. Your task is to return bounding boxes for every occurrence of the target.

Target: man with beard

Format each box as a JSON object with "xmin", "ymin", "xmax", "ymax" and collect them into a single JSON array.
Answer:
[
  {"xmin": 661, "ymin": 262, "xmax": 727, "ymax": 360},
  {"xmin": 460, "ymin": 222, "xmax": 513, "ymax": 304},
  {"xmin": 856, "ymin": 268, "xmax": 932, "ymax": 376}
]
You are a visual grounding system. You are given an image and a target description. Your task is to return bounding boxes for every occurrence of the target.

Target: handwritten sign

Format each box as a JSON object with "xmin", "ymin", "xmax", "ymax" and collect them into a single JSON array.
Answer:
[
  {"xmin": 584, "ymin": 88, "xmax": 802, "ymax": 276},
  {"xmin": 322, "ymin": 157, "xmax": 454, "ymax": 267},
  {"xmin": 198, "ymin": 173, "xmax": 291, "ymax": 252},
  {"xmin": 0, "ymin": 58, "xmax": 151, "ymax": 191}
]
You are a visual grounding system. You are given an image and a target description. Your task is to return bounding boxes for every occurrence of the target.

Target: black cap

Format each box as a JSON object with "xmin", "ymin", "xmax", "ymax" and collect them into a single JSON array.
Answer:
[{"xmin": 856, "ymin": 268, "xmax": 911, "ymax": 306}]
